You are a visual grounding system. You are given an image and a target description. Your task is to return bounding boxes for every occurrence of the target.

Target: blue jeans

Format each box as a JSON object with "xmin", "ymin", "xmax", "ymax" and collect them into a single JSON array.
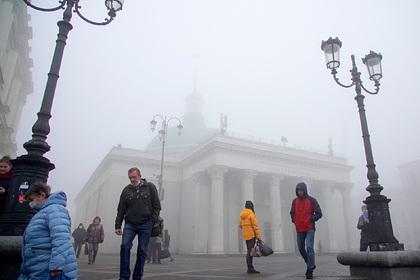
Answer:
[
  {"xmin": 120, "ymin": 221, "xmax": 153, "ymax": 280},
  {"xmin": 297, "ymin": 230, "xmax": 315, "ymax": 271}
]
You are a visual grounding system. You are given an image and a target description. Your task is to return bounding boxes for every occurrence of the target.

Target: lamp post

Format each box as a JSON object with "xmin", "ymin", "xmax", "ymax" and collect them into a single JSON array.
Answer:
[
  {"xmin": 150, "ymin": 114, "xmax": 183, "ymax": 201},
  {"xmin": 321, "ymin": 37, "xmax": 403, "ymax": 251},
  {"xmin": 0, "ymin": 1, "xmax": 124, "ymax": 278}
]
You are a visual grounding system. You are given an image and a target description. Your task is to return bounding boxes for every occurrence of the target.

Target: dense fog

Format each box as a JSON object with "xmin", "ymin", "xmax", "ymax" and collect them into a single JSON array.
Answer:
[{"xmin": 16, "ymin": 0, "xmax": 420, "ymax": 250}]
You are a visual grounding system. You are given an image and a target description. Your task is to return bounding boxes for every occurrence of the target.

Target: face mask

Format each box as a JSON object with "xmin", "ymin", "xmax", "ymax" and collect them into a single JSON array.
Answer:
[{"xmin": 29, "ymin": 201, "xmax": 38, "ymax": 209}]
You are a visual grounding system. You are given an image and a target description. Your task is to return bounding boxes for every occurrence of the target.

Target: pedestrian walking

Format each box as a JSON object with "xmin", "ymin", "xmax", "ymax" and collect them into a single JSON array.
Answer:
[
  {"xmin": 86, "ymin": 216, "xmax": 104, "ymax": 264},
  {"xmin": 150, "ymin": 235, "xmax": 162, "ymax": 264},
  {"xmin": 162, "ymin": 229, "xmax": 174, "ymax": 262},
  {"xmin": 72, "ymin": 223, "xmax": 87, "ymax": 258},
  {"xmin": 18, "ymin": 182, "xmax": 77, "ymax": 280},
  {"xmin": 239, "ymin": 200, "xmax": 262, "ymax": 274},
  {"xmin": 115, "ymin": 167, "xmax": 161, "ymax": 280},
  {"xmin": 0, "ymin": 155, "xmax": 13, "ymax": 215},
  {"xmin": 357, "ymin": 204, "xmax": 370, "ymax": 251},
  {"xmin": 290, "ymin": 182, "xmax": 322, "ymax": 280},
  {"xmin": 146, "ymin": 242, "xmax": 152, "ymax": 264}
]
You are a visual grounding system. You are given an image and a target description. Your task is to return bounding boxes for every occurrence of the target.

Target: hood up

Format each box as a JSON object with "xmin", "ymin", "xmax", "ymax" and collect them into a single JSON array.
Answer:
[{"xmin": 295, "ymin": 182, "xmax": 308, "ymax": 197}]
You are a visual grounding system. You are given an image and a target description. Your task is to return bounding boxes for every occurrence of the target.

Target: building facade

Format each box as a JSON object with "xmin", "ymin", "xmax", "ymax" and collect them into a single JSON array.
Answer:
[
  {"xmin": 395, "ymin": 159, "xmax": 420, "ymax": 249},
  {"xmin": 74, "ymin": 92, "xmax": 354, "ymax": 254},
  {"xmin": 0, "ymin": 0, "xmax": 33, "ymax": 157}
]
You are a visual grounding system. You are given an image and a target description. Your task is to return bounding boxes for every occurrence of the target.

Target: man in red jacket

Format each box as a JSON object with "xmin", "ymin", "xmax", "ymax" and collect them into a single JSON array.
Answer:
[{"xmin": 290, "ymin": 182, "xmax": 322, "ymax": 279}]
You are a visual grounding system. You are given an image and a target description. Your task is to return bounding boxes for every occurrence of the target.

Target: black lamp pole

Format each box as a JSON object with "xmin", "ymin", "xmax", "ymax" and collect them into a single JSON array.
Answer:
[
  {"xmin": 321, "ymin": 37, "xmax": 403, "ymax": 251},
  {"xmin": 150, "ymin": 115, "xmax": 183, "ymax": 201},
  {"xmin": 0, "ymin": 1, "xmax": 124, "ymax": 278}
]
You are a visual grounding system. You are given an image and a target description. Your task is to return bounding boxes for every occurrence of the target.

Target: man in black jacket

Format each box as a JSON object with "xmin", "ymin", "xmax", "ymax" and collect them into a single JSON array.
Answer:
[{"xmin": 115, "ymin": 167, "xmax": 161, "ymax": 280}]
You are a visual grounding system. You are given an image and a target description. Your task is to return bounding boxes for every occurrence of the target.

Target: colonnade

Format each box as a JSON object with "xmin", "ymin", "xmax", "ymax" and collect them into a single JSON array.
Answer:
[{"xmin": 192, "ymin": 166, "xmax": 351, "ymax": 254}]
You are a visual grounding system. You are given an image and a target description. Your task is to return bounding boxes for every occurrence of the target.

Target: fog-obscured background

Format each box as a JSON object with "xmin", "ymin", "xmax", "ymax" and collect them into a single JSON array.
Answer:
[{"xmin": 16, "ymin": 0, "xmax": 420, "ymax": 248}]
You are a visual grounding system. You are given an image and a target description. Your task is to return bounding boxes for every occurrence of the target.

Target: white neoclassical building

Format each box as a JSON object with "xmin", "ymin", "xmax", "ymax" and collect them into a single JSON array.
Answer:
[
  {"xmin": 0, "ymin": 0, "xmax": 33, "ymax": 157},
  {"xmin": 74, "ymin": 91, "xmax": 354, "ymax": 254}
]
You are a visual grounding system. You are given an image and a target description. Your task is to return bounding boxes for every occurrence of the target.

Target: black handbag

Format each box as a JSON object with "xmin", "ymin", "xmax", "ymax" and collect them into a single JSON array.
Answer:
[
  {"xmin": 258, "ymin": 240, "xmax": 273, "ymax": 256},
  {"xmin": 84, "ymin": 243, "xmax": 89, "ymax": 255}
]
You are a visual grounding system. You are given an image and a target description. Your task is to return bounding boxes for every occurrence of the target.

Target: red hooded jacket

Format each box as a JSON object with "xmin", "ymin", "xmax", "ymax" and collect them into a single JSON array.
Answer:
[{"xmin": 290, "ymin": 182, "xmax": 322, "ymax": 233}]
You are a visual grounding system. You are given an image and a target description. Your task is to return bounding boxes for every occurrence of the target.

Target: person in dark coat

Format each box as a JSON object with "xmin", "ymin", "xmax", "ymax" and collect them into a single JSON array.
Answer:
[
  {"xmin": 115, "ymin": 167, "xmax": 161, "ymax": 280},
  {"xmin": 0, "ymin": 155, "xmax": 13, "ymax": 215},
  {"xmin": 357, "ymin": 204, "xmax": 370, "ymax": 251},
  {"xmin": 290, "ymin": 182, "xmax": 322, "ymax": 280},
  {"xmin": 86, "ymin": 216, "xmax": 104, "ymax": 264},
  {"xmin": 72, "ymin": 223, "xmax": 87, "ymax": 258}
]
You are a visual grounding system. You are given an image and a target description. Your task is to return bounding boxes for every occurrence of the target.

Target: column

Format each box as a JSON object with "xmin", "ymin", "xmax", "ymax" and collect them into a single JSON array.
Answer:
[
  {"xmin": 269, "ymin": 174, "xmax": 285, "ymax": 253},
  {"xmin": 208, "ymin": 166, "xmax": 227, "ymax": 254},
  {"xmin": 321, "ymin": 181, "xmax": 340, "ymax": 251},
  {"xmin": 241, "ymin": 170, "xmax": 257, "ymax": 205},
  {"xmin": 340, "ymin": 183, "xmax": 353, "ymax": 250},
  {"xmin": 192, "ymin": 173, "xmax": 206, "ymax": 253}
]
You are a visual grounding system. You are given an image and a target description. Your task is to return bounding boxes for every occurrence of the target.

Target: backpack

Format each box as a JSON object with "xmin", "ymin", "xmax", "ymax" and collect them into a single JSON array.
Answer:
[{"xmin": 151, "ymin": 217, "xmax": 163, "ymax": 237}]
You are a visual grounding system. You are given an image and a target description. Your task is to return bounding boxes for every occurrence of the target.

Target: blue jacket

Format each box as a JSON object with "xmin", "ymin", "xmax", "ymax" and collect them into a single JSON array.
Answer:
[{"xmin": 18, "ymin": 191, "xmax": 77, "ymax": 280}]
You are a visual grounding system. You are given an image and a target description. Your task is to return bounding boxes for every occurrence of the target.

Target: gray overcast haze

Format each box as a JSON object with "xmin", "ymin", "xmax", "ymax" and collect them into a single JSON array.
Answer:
[{"xmin": 17, "ymin": 0, "xmax": 420, "ymax": 235}]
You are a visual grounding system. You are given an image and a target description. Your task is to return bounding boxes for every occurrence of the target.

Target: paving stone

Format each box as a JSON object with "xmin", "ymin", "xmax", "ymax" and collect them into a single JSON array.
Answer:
[{"xmin": 77, "ymin": 253, "xmax": 370, "ymax": 280}]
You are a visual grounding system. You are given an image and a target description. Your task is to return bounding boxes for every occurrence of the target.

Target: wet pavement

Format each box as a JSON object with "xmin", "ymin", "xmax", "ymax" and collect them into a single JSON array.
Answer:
[{"xmin": 77, "ymin": 253, "xmax": 369, "ymax": 280}]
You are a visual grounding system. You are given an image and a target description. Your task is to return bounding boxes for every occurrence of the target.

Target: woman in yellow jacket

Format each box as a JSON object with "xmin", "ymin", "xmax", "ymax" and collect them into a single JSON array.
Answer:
[{"xmin": 239, "ymin": 200, "xmax": 262, "ymax": 274}]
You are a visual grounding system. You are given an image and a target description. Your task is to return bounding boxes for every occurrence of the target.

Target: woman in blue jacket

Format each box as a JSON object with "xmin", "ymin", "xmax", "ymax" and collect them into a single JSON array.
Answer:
[{"xmin": 18, "ymin": 182, "xmax": 77, "ymax": 280}]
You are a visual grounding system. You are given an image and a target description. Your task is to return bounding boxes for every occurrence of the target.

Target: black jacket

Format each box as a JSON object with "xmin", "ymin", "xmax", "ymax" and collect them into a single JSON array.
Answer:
[
  {"xmin": 72, "ymin": 227, "xmax": 87, "ymax": 243},
  {"xmin": 115, "ymin": 179, "xmax": 161, "ymax": 229},
  {"xmin": 357, "ymin": 215, "xmax": 370, "ymax": 240}
]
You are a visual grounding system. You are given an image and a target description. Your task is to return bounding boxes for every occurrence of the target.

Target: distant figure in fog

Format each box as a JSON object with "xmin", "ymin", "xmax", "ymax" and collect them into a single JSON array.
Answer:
[
  {"xmin": 72, "ymin": 223, "xmax": 87, "ymax": 258},
  {"xmin": 162, "ymin": 229, "xmax": 174, "ymax": 262},
  {"xmin": 150, "ymin": 235, "xmax": 162, "ymax": 264},
  {"xmin": 115, "ymin": 167, "xmax": 161, "ymax": 280},
  {"xmin": 86, "ymin": 216, "xmax": 104, "ymax": 264},
  {"xmin": 239, "ymin": 200, "xmax": 262, "ymax": 274},
  {"xmin": 317, "ymin": 240, "xmax": 323, "ymax": 255},
  {"xmin": 290, "ymin": 182, "xmax": 322, "ymax": 280},
  {"xmin": 0, "ymin": 155, "xmax": 13, "ymax": 215},
  {"xmin": 357, "ymin": 204, "xmax": 370, "ymax": 251},
  {"xmin": 18, "ymin": 182, "xmax": 77, "ymax": 280}
]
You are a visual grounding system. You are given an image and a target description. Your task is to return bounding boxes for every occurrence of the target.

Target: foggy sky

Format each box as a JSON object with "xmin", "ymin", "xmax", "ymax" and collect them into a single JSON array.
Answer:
[{"xmin": 17, "ymin": 0, "xmax": 420, "ymax": 217}]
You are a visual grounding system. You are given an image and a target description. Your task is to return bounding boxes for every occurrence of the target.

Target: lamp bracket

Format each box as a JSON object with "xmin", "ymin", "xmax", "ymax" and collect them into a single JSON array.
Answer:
[
  {"xmin": 332, "ymin": 69, "xmax": 354, "ymax": 88},
  {"xmin": 22, "ymin": 0, "xmax": 66, "ymax": 12}
]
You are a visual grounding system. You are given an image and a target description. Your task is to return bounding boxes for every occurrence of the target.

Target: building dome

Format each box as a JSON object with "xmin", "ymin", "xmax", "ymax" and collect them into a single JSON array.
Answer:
[{"xmin": 145, "ymin": 91, "xmax": 218, "ymax": 154}]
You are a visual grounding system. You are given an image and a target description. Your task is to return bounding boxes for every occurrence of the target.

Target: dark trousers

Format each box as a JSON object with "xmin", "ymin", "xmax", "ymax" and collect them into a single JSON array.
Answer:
[
  {"xmin": 88, "ymin": 242, "xmax": 99, "ymax": 263},
  {"xmin": 360, "ymin": 235, "xmax": 369, "ymax": 251},
  {"xmin": 151, "ymin": 242, "xmax": 162, "ymax": 263},
  {"xmin": 74, "ymin": 241, "xmax": 83, "ymax": 258},
  {"xmin": 120, "ymin": 221, "xmax": 153, "ymax": 280},
  {"xmin": 245, "ymin": 238, "xmax": 256, "ymax": 269}
]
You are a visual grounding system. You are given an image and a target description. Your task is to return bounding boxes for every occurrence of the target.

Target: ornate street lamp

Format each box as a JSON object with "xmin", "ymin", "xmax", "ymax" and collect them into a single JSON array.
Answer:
[
  {"xmin": 321, "ymin": 37, "xmax": 403, "ymax": 251},
  {"xmin": 0, "ymin": 1, "xmax": 124, "ymax": 277},
  {"xmin": 150, "ymin": 114, "xmax": 183, "ymax": 201}
]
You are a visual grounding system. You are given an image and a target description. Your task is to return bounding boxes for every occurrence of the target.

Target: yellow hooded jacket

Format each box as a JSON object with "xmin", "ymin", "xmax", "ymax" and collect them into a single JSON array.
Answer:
[{"xmin": 239, "ymin": 208, "xmax": 262, "ymax": 241}]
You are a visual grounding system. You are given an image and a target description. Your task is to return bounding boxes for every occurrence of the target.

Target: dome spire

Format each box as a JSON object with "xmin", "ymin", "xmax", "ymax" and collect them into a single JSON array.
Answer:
[{"xmin": 184, "ymin": 54, "xmax": 204, "ymax": 120}]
